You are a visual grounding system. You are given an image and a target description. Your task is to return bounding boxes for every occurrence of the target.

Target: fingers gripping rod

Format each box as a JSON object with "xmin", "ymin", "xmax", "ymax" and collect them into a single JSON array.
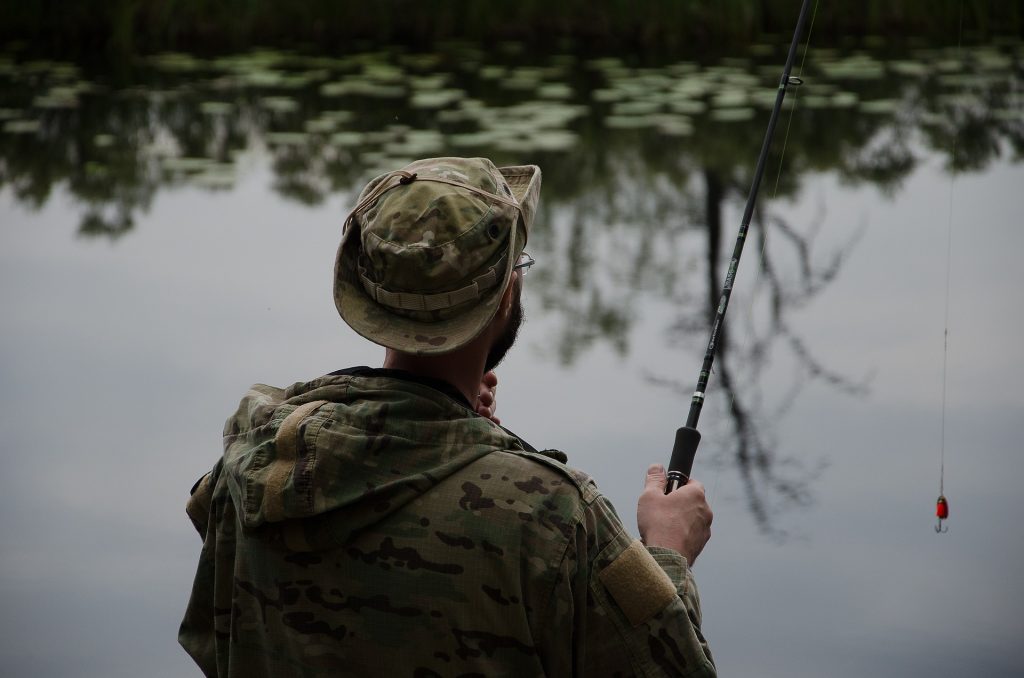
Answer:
[{"xmin": 666, "ymin": 0, "xmax": 812, "ymax": 494}]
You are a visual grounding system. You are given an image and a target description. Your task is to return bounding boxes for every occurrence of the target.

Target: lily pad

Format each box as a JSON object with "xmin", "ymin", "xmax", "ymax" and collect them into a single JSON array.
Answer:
[
  {"xmin": 34, "ymin": 87, "xmax": 79, "ymax": 109},
  {"xmin": 331, "ymin": 131, "xmax": 367, "ymax": 147},
  {"xmin": 937, "ymin": 74, "xmax": 980, "ymax": 88},
  {"xmin": 668, "ymin": 99, "xmax": 707, "ymax": 115},
  {"xmin": 150, "ymin": 52, "xmax": 207, "ymax": 72},
  {"xmin": 261, "ymin": 96, "xmax": 299, "ymax": 113},
  {"xmin": 238, "ymin": 70, "xmax": 290, "ymax": 88},
  {"xmin": 3, "ymin": 119, "xmax": 41, "ymax": 134},
  {"xmin": 652, "ymin": 114, "xmax": 693, "ymax": 134},
  {"xmin": 524, "ymin": 102, "xmax": 587, "ymax": 126},
  {"xmin": 324, "ymin": 80, "xmax": 406, "ymax": 98},
  {"xmin": 970, "ymin": 50, "xmax": 1011, "ymax": 70},
  {"xmin": 860, "ymin": 99, "xmax": 901, "ymax": 114},
  {"xmin": 410, "ymin": 89, "xmax": 466, "ymax": 108},
  {"xmin": 523, "ymin": 130, "xmax": 579, "ymax": 152},
  {"xmin": 501, "ymin": 77, "xmax": 541, "ymax": 91},
  {"xmin": 932, "ymin": 59, "xmax": 963, "ymax": 73},
  {"xmin": 162, "ymin": 157, "xmax": 216, "ymax": 173},
  {"xmin": 669, "ymin": 80, "xmax": 711, "ymax": 98},
  {"xmin": 362, "ymin": 63, "xmax": 405, "ymax": 82},
  {"xmin": 305, "ymin": 118, "xmax": 338, "ymax": 134},
  {"xmin": 720, "ymin": 73, "xmax": 760, "ymax": 90},
  {"xmin": 888, "ymin": 60, "xmax": 930, "ymax": 77},
  {"xmin": 710, "ymin": 107, "xmax": 756, "ymax": 122},
  {"xmin": 449, "ymin": 132, "xmax": 499, "ymax": 147},
  {"xmin": 819, "ymin": 57, "xmax": 885, "ymax": 80},
  {"xmin": 587, "ymin": 57, "xmax": 626, "ymax": 70},
  {"xmin": 321, "ymin": 110, "xmax": 355, "ymax": 123},
  {"xmin": 538, "ymin": 83, "xmax": 573, "ymax": 100},
  {"xmin": 832, "ymin": 92, "xmax": 859, "ymax": 108},
  {"xmin": 712, "ymin": 90, "xmax": 748, "ymax": 108},
  {"xmin": 937, "ymin": 93, "xmax": 984, "ymax": 108},
  {"xmin": 801, "ymin": 94, "xmax": 837, "ymax": 109},
  {"xmin": 437, "ymin": 109, "xmax": 475, "ymax": 123},
  {"xmin": 387, "ymin": 130, "xmax": 445, "ymax": 156},
  {"xmin": 479, "ymin": 66, "xmax": 507, "ymax": 80},
  {"xmin": 410, "ymin": 74, "xmax": 450, "ymax": 90},
  {"xmin": 200, "ymin": 101, "xmax": 232, "ymax": 115},
  {"xmin": 593, "ymin": 89, "xmax": 627, "ymax": 103},
  {"xmin": 918, "ymin": 111, "xmax": 947, "ymax": 126},
  {"xmin": 193, "ymin": 169, "xmax": 236, "ymax": 190},
  {"xmin": 992, "ymin": 109, "xmax": 1022, "ymax": 122},
  {"xmin": 400, "ymin": 54, "xmax": 444, "ymax": 71},
  {"xmin": 612, "ymin": 100, "xmax": 662, "ymax": 116},
  {"xmin": 605, "ymin": 115, "xmax": 658, "ymax": 129},
  {"xmin": 265, "ymin": 132, "xmax": 310, "ymax": 146},
  {"xmin": 749, "ymin": 90, "xmax": 785, "ymax": 108}
]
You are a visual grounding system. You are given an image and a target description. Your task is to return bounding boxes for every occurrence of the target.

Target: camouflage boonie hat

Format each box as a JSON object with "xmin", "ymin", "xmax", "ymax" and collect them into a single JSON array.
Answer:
[{"xmin": 334, "ymin": 157, "xmax": 542, "ymax": 355}]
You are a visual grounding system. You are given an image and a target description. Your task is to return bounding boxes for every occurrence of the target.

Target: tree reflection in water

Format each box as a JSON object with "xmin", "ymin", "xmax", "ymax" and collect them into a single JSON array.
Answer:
[
  {"xmin": 646, "ymin": 187, "xmax": 868, "ymax": 538},
  {"xmin": 1, "ymin": 42, "xmax": 1020, "ymax": 532}
]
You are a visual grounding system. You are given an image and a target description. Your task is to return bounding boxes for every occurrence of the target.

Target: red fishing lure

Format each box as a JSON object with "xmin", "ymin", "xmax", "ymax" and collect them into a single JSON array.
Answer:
[{"xmin": 935, "ymin": 495, "xmax": 949, "ymax": 532}]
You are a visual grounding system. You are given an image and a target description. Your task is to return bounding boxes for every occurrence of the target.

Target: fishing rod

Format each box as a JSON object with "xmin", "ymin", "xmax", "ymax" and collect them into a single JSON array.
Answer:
[{"xmin": 666, "ymin": 0, "xmax": 815, "ymax": 493}]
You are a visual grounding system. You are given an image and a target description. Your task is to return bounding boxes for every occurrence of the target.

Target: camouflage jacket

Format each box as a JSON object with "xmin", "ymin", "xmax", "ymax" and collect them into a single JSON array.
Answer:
[{"xmin": 179, "ymin": 371, "xmax": 716, "ymax": 677}]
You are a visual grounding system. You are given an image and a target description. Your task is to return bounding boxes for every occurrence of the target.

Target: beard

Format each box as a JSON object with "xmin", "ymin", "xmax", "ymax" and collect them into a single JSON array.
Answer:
[{"xmin": 484, "ymin": 281, "xmax": 523, "ymax": 372}]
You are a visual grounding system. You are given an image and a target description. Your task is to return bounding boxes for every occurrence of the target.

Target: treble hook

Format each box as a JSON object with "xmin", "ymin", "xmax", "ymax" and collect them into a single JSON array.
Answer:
[{"xmin": 935, "ymin": 519, "xmax": 949, "ymax": 534}]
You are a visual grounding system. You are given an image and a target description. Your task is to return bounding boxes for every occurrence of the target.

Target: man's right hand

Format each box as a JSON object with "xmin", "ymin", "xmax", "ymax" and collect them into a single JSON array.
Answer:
[
  {"xmin": 474, "ymin": 371, "xmax": 500, "ymax": 424},
  {"xmin": 637, "ymin": 464, "xmax": 713, "ymax": 565}
]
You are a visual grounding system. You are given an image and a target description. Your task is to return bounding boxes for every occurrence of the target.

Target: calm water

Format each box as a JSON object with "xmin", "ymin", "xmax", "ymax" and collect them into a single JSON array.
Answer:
[{"xmin": 2, "ymin": 40, "xmax": 1023, "ymax": 677}]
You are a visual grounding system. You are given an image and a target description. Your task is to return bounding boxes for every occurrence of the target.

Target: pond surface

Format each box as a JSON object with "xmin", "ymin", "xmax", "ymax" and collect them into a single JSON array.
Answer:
[{"xmin": 2, "ymin": 39, "xmax": 1023, "ymax": 677}]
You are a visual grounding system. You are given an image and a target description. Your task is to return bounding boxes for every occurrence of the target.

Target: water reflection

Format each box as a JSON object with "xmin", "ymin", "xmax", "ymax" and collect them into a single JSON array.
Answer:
[
  {"xmin": 1, "ymin": 44, "xmax": 1020, "ymax": 236},
  {"xmin": 637, "ymin": 166, "xmax": 867, "ymax": 536},
  {"xmin": 1, "ymin": 41, "xmax": 1021, "ymax": 532}
]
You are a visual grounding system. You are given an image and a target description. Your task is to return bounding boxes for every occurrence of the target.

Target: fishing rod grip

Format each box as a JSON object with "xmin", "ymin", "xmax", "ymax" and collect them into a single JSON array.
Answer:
[{"xmin": 665, "ymin": 426, "xmax": 701, "ymax": 493}]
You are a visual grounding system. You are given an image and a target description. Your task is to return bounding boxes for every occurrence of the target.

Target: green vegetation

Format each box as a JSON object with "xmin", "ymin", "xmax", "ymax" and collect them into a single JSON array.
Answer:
[{"xmin": 1, "ymin": 0, "xmax": 1020, "ymax": 62}]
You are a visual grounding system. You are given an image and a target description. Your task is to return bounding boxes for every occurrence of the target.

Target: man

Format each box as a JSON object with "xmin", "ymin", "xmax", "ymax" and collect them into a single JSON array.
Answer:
[{"xmin": 180, "ymin": 157, "xmax": 716, "ymax": 676}]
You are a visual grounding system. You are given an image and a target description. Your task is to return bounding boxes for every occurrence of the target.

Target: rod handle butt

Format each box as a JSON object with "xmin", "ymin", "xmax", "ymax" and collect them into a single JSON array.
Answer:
[{"xmin": 666, "ymin": 426, "xmax": 701, "ymax": 493}]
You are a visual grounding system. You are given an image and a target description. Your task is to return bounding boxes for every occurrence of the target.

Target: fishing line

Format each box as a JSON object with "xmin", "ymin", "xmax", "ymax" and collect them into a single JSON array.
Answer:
[
  {"xmin": 936, "ymin": 0, "xmax": 964, "ymax": 534},
  {"xmin": 714, "ymin": 0, "xmax": 820, "ymax": 502},
  {"xmin": 735, "ymin": 0, "xmax": 819, "ymax": 367},
  {"xmin": 767, "ymin": 0, "xmax": 819, "ymax": 203}
]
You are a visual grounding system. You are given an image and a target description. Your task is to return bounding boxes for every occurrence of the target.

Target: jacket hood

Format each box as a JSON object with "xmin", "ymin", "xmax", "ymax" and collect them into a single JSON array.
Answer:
[{"xmin": 219, "ymin": 372, "xmax": 524, "ymax": 551}]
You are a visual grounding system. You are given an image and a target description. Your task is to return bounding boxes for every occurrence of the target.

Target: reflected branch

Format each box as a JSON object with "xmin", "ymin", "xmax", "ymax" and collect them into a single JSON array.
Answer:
[{"xmin": 648, "ymin": 165, "xmax": 866, "ymax": 535}]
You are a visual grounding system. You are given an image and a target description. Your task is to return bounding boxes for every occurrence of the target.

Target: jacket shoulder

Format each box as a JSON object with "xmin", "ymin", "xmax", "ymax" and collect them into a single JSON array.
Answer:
[{"xmin": 484, "ymin": 448, "xmax": 601, "ymax": 505}]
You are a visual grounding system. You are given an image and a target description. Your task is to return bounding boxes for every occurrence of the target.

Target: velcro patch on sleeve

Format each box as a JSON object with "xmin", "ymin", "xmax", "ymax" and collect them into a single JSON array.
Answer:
[{"xmin": 599, "ymin": 539, "xmax": 678, "ymax": 627}]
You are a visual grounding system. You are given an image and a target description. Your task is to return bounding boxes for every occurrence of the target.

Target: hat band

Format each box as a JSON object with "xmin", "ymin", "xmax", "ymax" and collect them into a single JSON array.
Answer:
[{"xmin": 358, "ymin": 252, "xmax": 509, "ymax": 312}]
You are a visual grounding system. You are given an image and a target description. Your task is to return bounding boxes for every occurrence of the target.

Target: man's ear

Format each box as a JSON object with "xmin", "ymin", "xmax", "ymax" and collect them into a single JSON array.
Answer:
[{"xmin": 497, "ymin": 272, "xmax": 517, "ymax": 319}]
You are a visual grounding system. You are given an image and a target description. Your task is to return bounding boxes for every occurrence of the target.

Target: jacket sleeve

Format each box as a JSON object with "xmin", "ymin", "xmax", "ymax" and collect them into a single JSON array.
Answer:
[
  {"xmin": 185, "ymin": 468, "xmax": 217, "ymax": 538},
  {"xmin": 179, "ymin": 462, "xmax": 226, "ymax": 678},
  {"xmin": 561, "ymin": 495, "xmax": 716, "ymax": 677}
]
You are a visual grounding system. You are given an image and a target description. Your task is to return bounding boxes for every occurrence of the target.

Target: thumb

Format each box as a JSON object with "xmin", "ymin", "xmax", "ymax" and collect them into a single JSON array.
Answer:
[{"xmin": 644, "ymin": 464, "xmax": 667, "ymax": 493}]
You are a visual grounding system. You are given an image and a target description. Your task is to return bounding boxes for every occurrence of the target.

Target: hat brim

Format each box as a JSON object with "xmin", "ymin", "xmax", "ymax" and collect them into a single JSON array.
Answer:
[{"xmin": 334, "ymin": 163, "xmax": 541, "ymax": 355}]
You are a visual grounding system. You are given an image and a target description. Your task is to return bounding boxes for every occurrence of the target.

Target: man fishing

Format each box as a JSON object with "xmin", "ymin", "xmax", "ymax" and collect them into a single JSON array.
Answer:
[{"xmin": 179, "ymin": 156, "xmax": 716, "ymax": 676}]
